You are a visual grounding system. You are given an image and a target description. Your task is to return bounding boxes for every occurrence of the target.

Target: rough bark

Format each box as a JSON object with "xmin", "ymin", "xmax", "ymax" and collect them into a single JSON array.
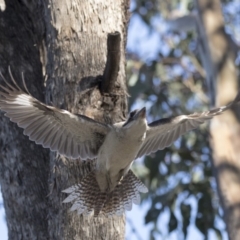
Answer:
[
  {"xmin": 196, "ymin": 0, "xmax": 240, "ymax": 239},
  {"xmin": 0, "ymin": 0, "xmax": 129, "ymax": 239}
]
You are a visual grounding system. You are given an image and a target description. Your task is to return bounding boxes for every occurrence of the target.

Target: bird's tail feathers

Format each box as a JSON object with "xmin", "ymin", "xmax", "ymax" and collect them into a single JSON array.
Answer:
[
  {"xmin": 62, "ymin": 172, "xmax": 107, "ymax": 216},
  {"xmin": 102, "ymin": 170, "xmax": 148, "ymax": 216},
  {"xmin": 62, "ymin": 170, "xmax": 148, "ymax": 216}
]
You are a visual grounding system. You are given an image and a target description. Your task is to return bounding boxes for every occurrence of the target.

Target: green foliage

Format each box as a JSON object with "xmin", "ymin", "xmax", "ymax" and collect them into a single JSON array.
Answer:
[
  {"xmin": 127, "ymin": 53, "xmax": 220, "ymax": 239},
  {"xmin": 168, "ymin": 210, "xmax": 178, "ymax": 232},
  {"xmin": 126, "ymin": 0, "xmax": 239, "ymax": 239},
  {"xmin": 180, "ymin": 203, "xmax": 191, "ymax": 237}
]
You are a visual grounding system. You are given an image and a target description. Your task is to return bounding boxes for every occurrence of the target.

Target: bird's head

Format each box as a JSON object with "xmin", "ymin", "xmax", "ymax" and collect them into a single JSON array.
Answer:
[{"xmin": 122, "ymin": 107, "xmax": 147, "ymax": 133}]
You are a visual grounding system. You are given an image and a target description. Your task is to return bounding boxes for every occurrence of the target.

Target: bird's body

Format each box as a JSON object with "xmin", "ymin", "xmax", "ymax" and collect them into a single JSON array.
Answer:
[
  {"xmin": 0, "ymin": 70, "xmax": 240, "ymax": 216},
  {"xmin": 96, "ymin": 113, "xmax": 147, "ymax": 192}
]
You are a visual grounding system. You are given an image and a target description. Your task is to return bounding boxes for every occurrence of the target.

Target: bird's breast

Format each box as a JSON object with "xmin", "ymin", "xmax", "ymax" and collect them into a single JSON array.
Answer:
[
  {"xmin": 95, "ymin": 129, "xmax": 145, "ymax": 192},
  {"xmin": 97, "ymin": 131, "xmax": 142, "ymax": 172}
]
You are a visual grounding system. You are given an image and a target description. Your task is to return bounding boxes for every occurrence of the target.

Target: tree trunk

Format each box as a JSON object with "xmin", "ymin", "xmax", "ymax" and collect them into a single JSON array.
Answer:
[
  {"xmin": 0, "ymin": 0, "xmax": 129, "ymax": 239},
  {"xmin": 196, "ymin": 0, "xmax": 240, "ymax": 239}
]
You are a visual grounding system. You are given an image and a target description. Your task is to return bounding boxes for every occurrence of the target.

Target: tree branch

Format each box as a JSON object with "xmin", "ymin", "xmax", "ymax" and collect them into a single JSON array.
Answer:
[{"xmin": 101, "ymin": 32, "xmax": 121, "ymax": 93}]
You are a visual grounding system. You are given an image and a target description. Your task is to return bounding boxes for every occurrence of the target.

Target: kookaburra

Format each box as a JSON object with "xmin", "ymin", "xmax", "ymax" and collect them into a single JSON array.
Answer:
[{"xmin": 0, "ymin": 71, "xmax": 239, "ymax": 216}]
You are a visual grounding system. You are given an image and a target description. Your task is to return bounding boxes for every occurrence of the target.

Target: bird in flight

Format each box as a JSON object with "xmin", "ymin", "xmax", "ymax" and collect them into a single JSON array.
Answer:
[{"xmin": 0, "ymin": 70, "xmax": 239, "ymax": 216}]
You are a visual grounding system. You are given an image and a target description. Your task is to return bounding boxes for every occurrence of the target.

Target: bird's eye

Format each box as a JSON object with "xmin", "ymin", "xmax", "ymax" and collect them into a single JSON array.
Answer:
[{"xmin": 129, "ymin": 110, "xmax": 137, "ymax": 118}]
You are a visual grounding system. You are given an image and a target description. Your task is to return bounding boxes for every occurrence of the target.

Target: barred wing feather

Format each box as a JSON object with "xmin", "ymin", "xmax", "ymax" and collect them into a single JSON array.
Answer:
[
  {"xmin": 136, "ymin": 95, "xmax": 240, "ymax": 159},
  {"xmin": 0, "ymin": 73, "xmax": 110, "ymax": 159}
]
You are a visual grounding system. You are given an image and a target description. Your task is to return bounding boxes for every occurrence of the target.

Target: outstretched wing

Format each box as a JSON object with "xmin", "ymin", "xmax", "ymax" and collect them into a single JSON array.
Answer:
[
  {"xmin": 0, "ymin": 72, "xmax": 110, "ymax": 159},
  {"xmin": 136, "ymin": 93, "xmax": 240, "ymax": 159}
]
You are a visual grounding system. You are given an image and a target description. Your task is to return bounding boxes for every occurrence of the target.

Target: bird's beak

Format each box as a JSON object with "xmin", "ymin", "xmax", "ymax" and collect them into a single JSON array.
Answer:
[{"xmin": 138, "ymin": 107, "xmax": 146, "ymax": 119}]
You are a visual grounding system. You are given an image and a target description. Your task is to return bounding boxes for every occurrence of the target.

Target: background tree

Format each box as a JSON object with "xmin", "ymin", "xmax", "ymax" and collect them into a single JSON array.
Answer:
[
  {"xmin": 0, "ymin": 0, "xmax": 129, "ymax": 239},
  {"xmin": 126, "ymin": 0, "xmax": 239, "ymax": 239}
]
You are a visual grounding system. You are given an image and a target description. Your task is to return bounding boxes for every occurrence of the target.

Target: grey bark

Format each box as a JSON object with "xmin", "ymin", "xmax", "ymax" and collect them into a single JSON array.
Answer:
[
  {"xmin": 0, "ymin": 0, "xmax": 129, "ymax": 239},
  {"xmin": 195, "ymin": 0, "xmax": 240, "ymax": 239}
]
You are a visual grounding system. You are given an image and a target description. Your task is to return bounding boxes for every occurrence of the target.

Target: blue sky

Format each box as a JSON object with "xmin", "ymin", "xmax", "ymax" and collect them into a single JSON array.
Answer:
[{"xmin": 0, "ymin": 192, "xmax": 7, "ymax": 239}]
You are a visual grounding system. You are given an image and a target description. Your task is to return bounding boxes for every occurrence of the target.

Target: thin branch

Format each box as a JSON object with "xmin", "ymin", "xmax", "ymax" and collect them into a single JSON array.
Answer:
[{"xmin": 101, "ymin": 32, "xmax": 121, "ymax": 93}]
